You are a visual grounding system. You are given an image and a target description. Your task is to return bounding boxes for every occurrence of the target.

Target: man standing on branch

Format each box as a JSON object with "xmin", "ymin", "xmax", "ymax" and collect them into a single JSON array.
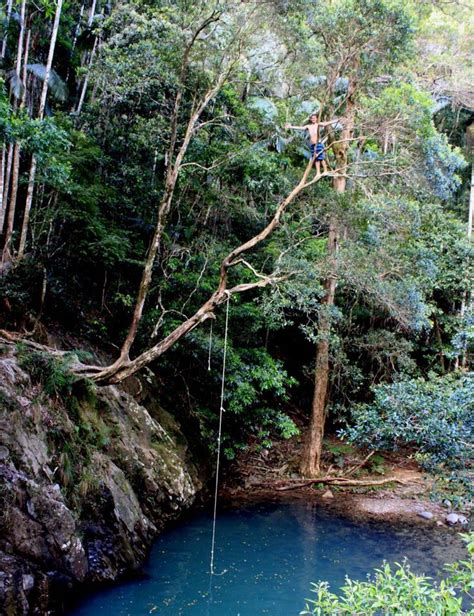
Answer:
[{"xmin": 285, "ymin": 112, "xmax": 339, "ymax": 177}]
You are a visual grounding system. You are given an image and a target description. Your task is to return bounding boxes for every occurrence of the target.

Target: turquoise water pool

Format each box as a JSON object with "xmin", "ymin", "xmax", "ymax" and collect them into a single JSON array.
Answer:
[{"xmin": 68, "ymin": 501, "xmax": 463, "ymax": 615}]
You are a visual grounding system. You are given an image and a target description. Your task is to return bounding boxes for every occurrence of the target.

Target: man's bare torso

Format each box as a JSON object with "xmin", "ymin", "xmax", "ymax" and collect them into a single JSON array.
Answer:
[{"xmin": 306, "ymin": 123, "xmax": 320, "ymax": 144}]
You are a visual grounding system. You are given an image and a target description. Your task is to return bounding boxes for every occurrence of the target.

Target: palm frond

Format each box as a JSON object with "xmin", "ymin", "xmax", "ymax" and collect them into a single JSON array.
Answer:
[
  {"xmin": 6, "ymin": 70, "xmax": 23, "ymax": 100},
  {"xmin": 26, "ymin": 64, "xmax": 68, "ymax": 102},
  {"xmin": 248, "ymin": 97, "xmax": 278, "ymax": 121}
]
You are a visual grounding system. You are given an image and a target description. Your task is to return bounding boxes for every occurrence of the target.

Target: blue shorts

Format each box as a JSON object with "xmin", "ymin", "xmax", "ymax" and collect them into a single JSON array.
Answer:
[{"xmin": 310, "ymin": 142, "xmax": 325, "ymax": 161}]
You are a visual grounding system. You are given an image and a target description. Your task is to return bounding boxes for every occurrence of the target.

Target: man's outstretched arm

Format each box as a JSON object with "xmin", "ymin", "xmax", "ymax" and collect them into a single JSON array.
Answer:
[{"xmin": 285, "ymin": 123, "xmax": 308, "ymax": 130}]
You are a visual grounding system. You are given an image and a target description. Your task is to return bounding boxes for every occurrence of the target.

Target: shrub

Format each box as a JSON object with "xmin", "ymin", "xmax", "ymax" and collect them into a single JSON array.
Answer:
[
  {"xmin": 341, "ymin": 373, "xmax": 474, "ymax": 472},
  {"xmin": 301, "ymin": 533, "xmax": 474, "ymax": 615},
  {"xmin": 17, "ymin": 346, "xmax": 96, "ymax": 412},
  {"xmin": 18, "ymin": 348, "xmax": 79, "ymax": 400}
]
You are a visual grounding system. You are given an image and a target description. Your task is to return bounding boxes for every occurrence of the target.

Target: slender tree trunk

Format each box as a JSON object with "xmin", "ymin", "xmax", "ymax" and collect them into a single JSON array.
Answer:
[
  {"xmin": 2, "ymin": 27, "xmax": 30, "ymax": 261},
  {"xmin": 87, "ymin": 0, "xmax": 97, "ymax": 27},
  {"xmin": 75, "ymin": 37, "xmax": 97, "ymax": 115},
  {"xmin": 3, "ymin": 23, "xmax": 29, "ymax": 258},
  {"xmin": 11, "ymin": 0, "xmax": 26, "ymax": 94},
  {"xmin": 2, "ymin": 143, "xmax": 14, "ymax": 232},
  {"xmin": 20, "ymin": 29, "xmax": 31, "ymax": 108},
  {"xmin": 0, "ymin": 146, "xmax": 5, "ymax": 233},
  {"xmin": 65, "ymin": 2, "xmax": 86, "ymax": 82},
  {"xmin": 3, "ymin": 143, "xmax": 22, "ymax": 261},
  {"xmin": 468, "ymin": 157, "xmax": 474, "ymax": 243},
  {"xmin": 1, "ymin": 0, "xmax": 13, "ymax": 59},
  {"xmin": 433, "ymin": 315, "xmax": 446, "ymax": 373},
  {"xmin": 72, "ymin": 3, "xmax": 85, "ymax": 51},
  {"xmin": 18, "ymin": 0, "xmax": 63, "ymax": 260},
  {"xmin": 74, "ymin": 0, "xmax": 102, "ymax": 115},
  {"xmin": 1, "ymin": 0, "xmax": 26, "ymax": 259},
  {"xmin": 459, "ymin": 159, "xmax": 474, "ymax": 370},
  {"xmin": 18, "ymin": 155, "xmax": 37, "ymax": 256},
  {"xmin": 300, "ymin": 224, "xmax": 338, "ymax": 477},
  {"xmin": 300, "ymin": 108, "xmax": 354, "ymax": 477}
]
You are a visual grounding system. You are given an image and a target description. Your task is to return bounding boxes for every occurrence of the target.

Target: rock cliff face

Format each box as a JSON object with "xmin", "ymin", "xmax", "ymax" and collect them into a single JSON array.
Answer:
[{"xmin": 0, "ymin": 342, "xmax": 204, "ymax": 614}]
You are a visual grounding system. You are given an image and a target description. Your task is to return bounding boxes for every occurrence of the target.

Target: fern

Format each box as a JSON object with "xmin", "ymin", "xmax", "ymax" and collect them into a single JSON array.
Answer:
[{"xmin": 18, "ymin": 349, "xmax": 79, "ymax": 401}]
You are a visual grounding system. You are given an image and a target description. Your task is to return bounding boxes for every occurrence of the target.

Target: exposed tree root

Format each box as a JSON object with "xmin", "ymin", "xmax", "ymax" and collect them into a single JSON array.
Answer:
[{"xmin": 275, "ymin": 476, "xmax": 406, "ymax": 492}]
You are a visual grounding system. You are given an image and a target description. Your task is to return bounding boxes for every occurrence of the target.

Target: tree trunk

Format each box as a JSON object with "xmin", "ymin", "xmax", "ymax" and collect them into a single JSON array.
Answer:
[
  {"xmin": 300, "ymin": 110, "xmax": 353, "ymax": 477},
  {"xmin": 75, "ymin": 36, "xmax": 97, "ymax": 115},
  {"xmin": 1, "ymin": 0, "xmax": 13, "ymax": 59},
  {"xmin": 433, "ymin": 315, "xmax": 446, "ymax": 373},
  {"xmin": 460, "ymin": 154, "xmax": 474, "ymax": 370},
  {"xmin": 3, "ymin": 26, "xmax": 30, "ymax": 261},
  {"xmin": 468, "ymin": 152, "xmax": 474, "ymax": 243},
  {"xmin": 300, "ymin": 220, "xmax": 339, "ymax": 477},
  {"xmin": 0, "ymin": 147, "xmax": 5, "ymax": 234},
  {"xmin": 2, "ymin": 142, "xmax": 20, "ymax": 260},
  {"xmin": 87, "ymin": 0, "xmax": 97, "ymax": 27},
  {"xmin": 456, "ymin": 126, "xmax": 474, "ymax": 370},
  {"xmin": 1, "ymin": 0, "xmax": 26, "ymax": 260},
  {"xmin": 72, "ymin": 2, "xmax": 85, "ymax": 51},
  {"xmin": 74, "ymin": 0, "xmax": 100, "ymax": 114},
  {"xmin": 1, "ymin": 143, "xmax": 14, "ymax": 233},
  {"xmin": 65, "ymin": 1, "xmax": 85, "ymax": 82},
  {"xmin": 18, "ymin": 0, "xmax": 63, "ymax": 260}
]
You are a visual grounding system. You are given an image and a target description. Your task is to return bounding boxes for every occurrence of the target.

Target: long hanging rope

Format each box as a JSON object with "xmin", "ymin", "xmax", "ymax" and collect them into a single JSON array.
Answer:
[
  {"xmin": 209, "ymin": 292, "xmax": 230, "ymax": 577},
  {"xmin": 208, "ymin": 319, "xmax": 213, "ymax": 372}
]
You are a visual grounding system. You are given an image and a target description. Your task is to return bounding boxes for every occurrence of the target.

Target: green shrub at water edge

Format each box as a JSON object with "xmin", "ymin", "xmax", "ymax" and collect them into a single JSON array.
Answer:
[
  {"xmin": 341, "ymin": 373, "xmax": 474, "ymax": 472},
  {"xmin": 300, "ymin": 533, "xmax": 474, "ymax": 615}
]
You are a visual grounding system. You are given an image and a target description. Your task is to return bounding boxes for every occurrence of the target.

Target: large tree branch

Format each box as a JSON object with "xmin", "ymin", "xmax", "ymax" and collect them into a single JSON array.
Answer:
[
  {"xmin": 113, "ymin": 58, "xmax": 236, "ymax": 367},
  {"xmin": 85, "ymin": 272, "xmax": 290, "ymax": 383},
  {"xmin": 84, "ymin": 160, "xmax": 342, "ymax": 383}
]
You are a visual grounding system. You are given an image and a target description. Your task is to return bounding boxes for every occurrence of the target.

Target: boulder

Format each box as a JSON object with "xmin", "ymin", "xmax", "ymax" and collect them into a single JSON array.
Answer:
[
  {"xmin": 417, "ymin": 511, "xmax": 433, "ymax": 520},
  {"xmin": 446, "ymin": 513, "xmax": 459, "ymax": 525}
]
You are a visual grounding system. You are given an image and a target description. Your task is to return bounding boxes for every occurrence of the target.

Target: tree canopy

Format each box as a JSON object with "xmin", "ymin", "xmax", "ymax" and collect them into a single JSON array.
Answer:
[{"xmin": 0, "ymin": 0, "xmax": 472, "ymax": 474}]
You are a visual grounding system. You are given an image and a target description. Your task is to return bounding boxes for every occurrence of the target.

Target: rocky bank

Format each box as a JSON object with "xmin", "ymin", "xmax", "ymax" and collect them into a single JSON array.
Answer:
[{"xmin": 0, "ymin": 341, "xmax": 205, "ymax": 615}]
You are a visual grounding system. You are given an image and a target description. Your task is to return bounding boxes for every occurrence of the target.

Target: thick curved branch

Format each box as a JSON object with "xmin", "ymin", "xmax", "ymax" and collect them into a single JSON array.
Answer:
[{"xmin": 86, "ymin": 162, "xmax": 341, "ymax": 384}]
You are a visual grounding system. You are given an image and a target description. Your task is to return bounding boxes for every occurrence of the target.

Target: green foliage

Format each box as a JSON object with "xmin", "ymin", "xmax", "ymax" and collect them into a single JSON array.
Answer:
[
  {"xmin": 301, "ymin": 0, "xmax": 417, "ymax": 89},
  {"xmin": 342, "ymin": 373, "xmax": 474, "ymax": 472},
  {"xmin": 325, "ymin": 440, "xmax": 357, "ymax": 469},
  {"xmin": 18, "ymin": 348, "xmax": 77, "ymax": 399},
  {"xmin": 200, "ymin": 333, "xmax": 299, "ymax": 458},
  {"xmin": 451, "ymin": 309, "xmax": 474, "ymax": 364},
  {"xmin": 1, "ymin": 0, "xmax": 472, "ymax": 479},
  {"xmin": 17, "ymin": 347, "xmax": 94, "ymax": 406},
  {"xmin": 301, "ymin": 533, "xmax": 474, "ymax": 615},
  {"xmin": 430, "ymin": 475, "xmax": 474, "ymax": 512},
  {"xmin": 368, "ymin": 453, "xmax": 387, "ymax": 476},
  {"xmin": 0, "ymin": 258, "xmax": 45, "ymax": 324},
  {"xmin": 1, "ymin": 102, "xmax": 71, "ymax": 187}
]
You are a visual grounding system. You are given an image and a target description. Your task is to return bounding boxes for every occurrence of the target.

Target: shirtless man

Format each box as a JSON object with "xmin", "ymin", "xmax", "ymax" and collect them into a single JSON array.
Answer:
[{"xmin": 285, "ymin": 113, "xmax": 337, "ymax": 176}]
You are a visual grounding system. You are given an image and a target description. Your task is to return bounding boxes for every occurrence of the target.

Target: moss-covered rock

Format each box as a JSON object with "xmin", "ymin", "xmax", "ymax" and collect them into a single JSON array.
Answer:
[{"xmin": 0, "ymin": 342, "xmax": 204, "ymax": 614}]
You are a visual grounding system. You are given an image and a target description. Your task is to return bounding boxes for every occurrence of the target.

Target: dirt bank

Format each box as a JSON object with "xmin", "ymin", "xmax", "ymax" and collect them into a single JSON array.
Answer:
[{"xmin": 220, "ymin": 437, "xmax": 471, "ymax": 529}]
